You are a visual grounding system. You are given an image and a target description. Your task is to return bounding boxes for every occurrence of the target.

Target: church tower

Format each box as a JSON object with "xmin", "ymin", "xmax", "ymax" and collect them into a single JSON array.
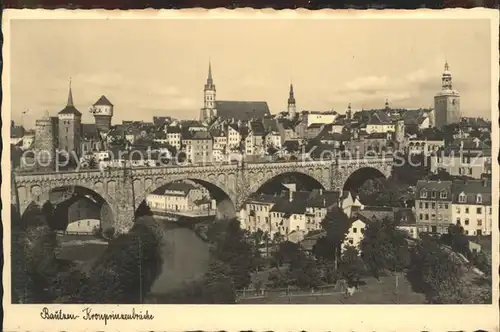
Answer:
[
  {"xmin": 434, "ymin": 61, "xmax": 461, "ymax": 129},
  {"xmin": 287, "ymin": 83, "xmax": 296, "ymax": 119},
  {"xmin": 200, "ymin": 61, "xmax": 217, "ymax": 122}
]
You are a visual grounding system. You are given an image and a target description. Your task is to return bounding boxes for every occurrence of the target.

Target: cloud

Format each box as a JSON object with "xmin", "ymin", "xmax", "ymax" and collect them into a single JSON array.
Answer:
[{"xmin": 329, "ymin": 68, "xmax": 439, "ymax": 107}]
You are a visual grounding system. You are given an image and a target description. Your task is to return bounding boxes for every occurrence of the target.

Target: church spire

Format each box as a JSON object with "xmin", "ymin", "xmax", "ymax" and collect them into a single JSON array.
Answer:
[
  {"xmin": 67, "ymin": 77, "xmax": 74, "ymax": 106},
  {"xmin": 208, "ymin": 61, "xmax": 213, "ymax": 82},
  {"xmin": 205, "ymin": 61, "xmax": 215, "ymax": 91},
  {"xmin": 288, "ymin": 83, "xmax": 296, "ymax": 105}
]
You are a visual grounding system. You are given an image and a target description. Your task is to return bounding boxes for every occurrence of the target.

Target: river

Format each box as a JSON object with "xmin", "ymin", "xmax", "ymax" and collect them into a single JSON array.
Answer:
[{"xmin": 148, "ymin": 221, "xmax": 211, "ymax": 296}]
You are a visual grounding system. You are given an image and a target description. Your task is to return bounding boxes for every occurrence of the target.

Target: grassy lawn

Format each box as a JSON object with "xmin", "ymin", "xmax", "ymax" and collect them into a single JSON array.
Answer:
[{"xmin": 239, "ymin": 273, "xmax": 426, "ymax": 304}]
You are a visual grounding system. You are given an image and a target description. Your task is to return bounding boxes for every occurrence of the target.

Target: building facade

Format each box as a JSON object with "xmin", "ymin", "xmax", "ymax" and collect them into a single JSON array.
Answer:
[{"xmin": 415, "ymin": 180, "xmax": 453, "ymax": 234}]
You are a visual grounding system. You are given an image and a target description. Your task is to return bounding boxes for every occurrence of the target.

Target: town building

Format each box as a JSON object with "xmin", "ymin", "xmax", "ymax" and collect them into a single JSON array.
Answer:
[
  {"xmin": 434, "ymin": 62, "xmax": 461, "ymax": 128},
  {"xmin": 415, "ymin": 180, "xmax": 453, "ymax": 234},
  {"xmin": 243, "ymin": 188, "xmax": 360, "ymax": 240},
  {"xmin": 430, "ymin": 138, "xmax": 492, "ymax": 179},
  {"xmin": 451, "ymin": 179, "xmax": 492, "ymax": 236},
  {"xmin": 183, "ymin": 130, "xmax": 213, "ymax": 164},
  {"xmin": 415, "ymin": 179, "xmax": 493, "ymax": 235},
  {"xmin": 146, "ymin": 181, "xmax": 214, "ymax": 213}
]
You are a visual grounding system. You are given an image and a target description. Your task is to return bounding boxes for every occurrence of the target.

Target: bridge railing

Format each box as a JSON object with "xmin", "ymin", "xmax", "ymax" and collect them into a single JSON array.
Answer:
[{"xmin": 14, "ymin": 154, "xmax": 394, "ymax": 178}]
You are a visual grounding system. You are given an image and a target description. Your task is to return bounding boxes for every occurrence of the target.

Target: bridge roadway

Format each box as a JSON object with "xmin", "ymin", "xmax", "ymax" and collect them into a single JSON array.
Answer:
[{"xmin": 14, "ymin": 156, "xmax": 393, "ymax": 233}]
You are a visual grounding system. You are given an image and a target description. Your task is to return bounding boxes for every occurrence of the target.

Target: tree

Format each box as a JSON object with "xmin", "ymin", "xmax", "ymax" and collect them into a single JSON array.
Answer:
[
  {"xmin": 440, "ymin": 224, "xmax": 469, "ymax": 256},
  {"xmin": 86, "ymin": 216, "xmax": 164, "ymax": 304},
  {"xmin": 319, "ymin": 207, "xmax": 351, "ymax": 268},
  {"xmin": 338, "ymin": 245, "xmax": 365, "ymax": 288},
  {"xmin": 312, "ymin": 236, "xmax": 336, "ymax": 262},
  {"xmin": 271, "ymin": 241, "xmax": 303, "ymax": 267},
  {"xmin": 428, "ymin": 169, "xmax": 455, "ymax": 181},
  {"xmin": 289, "ymin": 255, "xmax": 322, "ymax": 290},
  {"xmin": 201, "ymin": 260, "xmax": 236, "ymax": 304},
  {"xmin": 408, "ymin": 236, "xmax": 468, "ymax": 304},
  {"xmin": 360, "ymin": 217, "xmax": 410, "ymax": 279},
  {"xmin": 211, "ymin": 219, "xmax": 254, "ymax": 290}
]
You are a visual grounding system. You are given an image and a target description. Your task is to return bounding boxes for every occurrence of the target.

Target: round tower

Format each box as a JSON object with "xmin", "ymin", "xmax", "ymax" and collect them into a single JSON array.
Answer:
[
  {"xmin": 34, "ymin": 110, "xmax": 55, "ymax": 170},
  {"xmin": 90, "ymin": 95, "xmax": 114, "ymax": 133}
]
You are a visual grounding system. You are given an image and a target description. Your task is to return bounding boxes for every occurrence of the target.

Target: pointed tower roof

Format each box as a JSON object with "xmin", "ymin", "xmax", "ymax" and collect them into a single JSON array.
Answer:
[
  {"xmin": 288, "ymin": 83, "xmax": 296, "ymax": 105},
  {"xmin": 204, "ymin": 61, "xmax": 215, "ymax": 90},
  {"xmin": 67, "ymin": 77, "xmax": 74, "ymax": 106},
  {"xmin": 59, "ymin": 78, "xmax": 82, "ymax": 116},
  {"xmin": 93, "ymin": 95, "xmax": 114, "ymax": 107}
]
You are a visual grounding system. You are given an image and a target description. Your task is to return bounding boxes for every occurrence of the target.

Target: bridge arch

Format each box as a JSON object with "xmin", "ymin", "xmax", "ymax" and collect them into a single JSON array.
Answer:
[
  {"xmin": 248, "ymin": 170, "xmax": 327, "ymax": 197},
  {"xmin": 342, "ymin": 166, "xmax": 388, "ymax": 193},
  {"xmin": 19, "ymin": 184, "xmax": 116, "ymax": 231},
  {"xmin": 134, "ymin": 176, "xmax": 237, "ymax": 220}
]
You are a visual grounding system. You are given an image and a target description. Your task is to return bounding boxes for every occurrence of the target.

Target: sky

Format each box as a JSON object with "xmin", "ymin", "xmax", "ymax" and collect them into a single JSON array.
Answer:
[{"xmin": 10, "ymin": 18, "xmax": 492, "ymax": 128}]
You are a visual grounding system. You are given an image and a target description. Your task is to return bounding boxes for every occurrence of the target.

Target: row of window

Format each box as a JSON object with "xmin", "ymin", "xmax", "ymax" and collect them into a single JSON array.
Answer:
[
  {"xmin": 419, "ymin": 202, "xmax": 449, "ymax": 209},
  {"xmin": 420, "ymin": 191, "xmax": 483, "ymax": 204},
  {"xmin": 419, "ymin": 214, "xmax": 449, "ymax": 222},
  {"xmin": 420, "ymin": 190, "xmax": 448, "ymax": 199},
  {"xmin": 456, "ymin": 217, "xmax": 483, "ymax": 227}
]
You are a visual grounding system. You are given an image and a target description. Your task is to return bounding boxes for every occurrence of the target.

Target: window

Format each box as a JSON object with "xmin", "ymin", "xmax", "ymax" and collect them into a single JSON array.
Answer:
[
  {"xmin": 465, "ymin": 230, "xmax": 469, "ymax": 235},
  {"xmin": 465, "ymin": 218, "xmax": 469, "ymax": 226},
  {"xmin": 444, "ymin": 204, "xmax": 449, "ymax": 209},
  {"xmin": 425, "ymin": 214, "xmax": 429, "ymax": 220},
  {"xmin": 456, "ymin": 206, "xmax": 461, "ymax": 213},
  {"xmin": 476, "ymin": 195, "xmax": 482, "ymax": 204},
  {"xmin": 477, "ymin": 219, "xmax": 482, "ymax": 226},
  {"xmin": 419, "ymin": 214, "xmax": 423, "ymax": 220},
  {"xmin": 432, "ymin": 203, "xmax": 436, "ymax": 209},
  {"xmin": 420, "ymin": 190, "xmax": 427, "ymax": 199},
  {"xmin": 477, "ymin": 207, "xmax": 482, "ymax": 214},
  {"xmin": 361, "ymin": 228, "xmax": 365, "ymax": 234},
  {"xmin": 440, "ymin": 191, "xmax": 447, "ymax": 199},
  {"xmin": 431, "ymin": 191, "xmax": 436, "ymax": 199},
  {"xmin": 419, "ymin": 202, "xmax": 423, "ymax": 209},
  {"xmin": 348, "ymin": 239, "xmax": 354, "ymax": 244},
  {"xmin": 425, "ymin": 203, "xmax": 429, "ymax": 209},
  {"xmin": 456, "ymin": 218, "xmax": 461, "ymax": 225},
  {"xmin": 465, "ymin": 207, "xmax": 469, "ymax": 214},
  {"xmin": 459, "ymin": 193, "xmax": 466, "ymax": 203},
  {"xmin": 438, "ymin": 203, "xmax": 443, "ymax": 209},
  {"xmin": 353, "ymin": 227, "xmax": 357, "ymax": 233},
  {"xmin": 431, "ymin": 214, "xmax": 436, "ymax": 219}
]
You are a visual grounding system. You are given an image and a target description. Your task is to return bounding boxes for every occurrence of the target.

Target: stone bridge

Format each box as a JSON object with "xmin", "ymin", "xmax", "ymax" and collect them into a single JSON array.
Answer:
[{"xmin": 14, "ymin": 157, "xmax": 392, "ymax": 233}]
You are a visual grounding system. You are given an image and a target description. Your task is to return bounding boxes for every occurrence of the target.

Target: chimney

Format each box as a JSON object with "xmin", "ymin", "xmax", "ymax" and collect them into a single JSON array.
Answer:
[{"xmin": 289, "ymin": 190, "xmax": 294, "ymax": 202}]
